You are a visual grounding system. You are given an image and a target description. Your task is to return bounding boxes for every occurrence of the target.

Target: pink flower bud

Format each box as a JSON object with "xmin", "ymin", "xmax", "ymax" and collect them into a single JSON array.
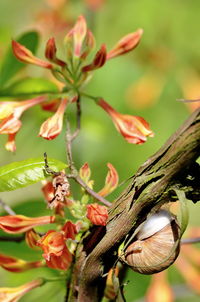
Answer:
[
  {"xmin": 82, "ymin": 44, "xmax": 107, "ymax": 72},
  {"xmin": 12, "ymin": 40, "xmax": 53, "ymax": 69},
  {"xmin": 0, "ymin": 215, "xmax": 55, "ymax": 234},
  {"xmin": 45, "ymin": 37, "xmax": 66, "ymax": 67},
  {"xmin": 79, "ymin": 162, "xmax": 91, "ymax": 183},
  {"xmin": 39, "ymin": 97, "xmax": 68, "ymax": 140},
  {"xmin": 107, "ymin": 29, "xmax": 143, "ymax": 60},
  {"xmin": 98, "ymin": 163, "xmax": 119, "ymax": 197},
  {"xmin": 98, "ymin": 99, "xmax": 154, "ymax": 144},
  {"xmin": 81, "ymin": 30, "xmax": 96, "ymax": 60},
  {"xmin": 86, "ymin": 203, "xmax": 108, "ymax": 226},
  {"xmin": 73, "ymin": 15, "xmax": 87, "ymax": 57}
]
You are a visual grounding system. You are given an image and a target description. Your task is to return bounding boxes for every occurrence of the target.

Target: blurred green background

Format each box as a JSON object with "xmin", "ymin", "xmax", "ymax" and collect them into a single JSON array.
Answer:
[{"xmin": 0, "ymin": 0, "xmax": 200, "ymax": 301}]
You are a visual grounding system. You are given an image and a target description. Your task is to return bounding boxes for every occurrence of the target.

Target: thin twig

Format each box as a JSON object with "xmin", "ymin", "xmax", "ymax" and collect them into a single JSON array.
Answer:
[
  {"xmin": 65, "ymin": 115, "xmax": 111, "ymax": 207},
  {"xmin": 0, "ymin": 198, "xmax": 16, "ymax": 215},
  {"xmin": 70, "ymin": 174, "xmax": 112, "ymax": 207},
  {"xmin": 181, "ymin": 237, "xmax": 200, "ymax": 244},
  {"xmin": 177, "ymin": 98, "xmax": 200, "ymax": 103},
  {"xmin": 71, "ymin": 96, "xmax": 81, "ymax": 141},
  {"xmin": 0, "ymin": 234, "xmax": 25, "ymax": 242}
]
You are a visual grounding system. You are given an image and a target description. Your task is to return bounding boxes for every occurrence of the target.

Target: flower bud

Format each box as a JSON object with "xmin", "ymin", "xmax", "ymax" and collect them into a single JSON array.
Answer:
[
  {"xmin": 82, "ymin": 44, "xmax": 107, "ymax": 72},
  {"xmin": 98, "ymin": 98, "xmax": 154, "ymax": 144},
  {"xmin": 107, "ymin": 29, "xmax": 143, "ymax": 60},
  {"xmin": 0, "ymin": 279, "xmax": 44, "ymax": 302},
  {"xmin": 0, "ymin": 253, "xmax": 44, "ymax": 273},
  {"xmin": 86, "ymin": 203, "xmax": 108, "ymax": 226},
  {"xmin": 0, "ymin": 215, "xmax": 55, "ymax": 234},
  {"xmin": 45, "ymin": 37, "xmax": 66, "ymax": 67},
  {"xmin": 12, "ymin": 40, "xmax": 53, "ymax": 69},
  {"xmin": 39, "ymin": 97, "xmax": 68, "ymax": 140},
  {"xmin": 98, "ymin": 163, "xmax": 119, "ymax": 197},
  {"xmin": 73, "ymin": 15, "xmax": 87, "ymax": 57}
]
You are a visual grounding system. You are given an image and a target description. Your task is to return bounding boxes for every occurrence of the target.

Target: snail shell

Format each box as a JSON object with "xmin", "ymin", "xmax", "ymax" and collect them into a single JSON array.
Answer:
[{"xmin": 124, "ymin": 210, "xmax": 180, "ymax": 274}]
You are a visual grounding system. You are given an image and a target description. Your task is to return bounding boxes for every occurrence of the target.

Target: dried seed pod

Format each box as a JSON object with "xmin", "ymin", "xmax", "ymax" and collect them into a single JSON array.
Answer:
[{"xmin": 123, "ymin": 210, "xmax": 181, "ymax": 274}]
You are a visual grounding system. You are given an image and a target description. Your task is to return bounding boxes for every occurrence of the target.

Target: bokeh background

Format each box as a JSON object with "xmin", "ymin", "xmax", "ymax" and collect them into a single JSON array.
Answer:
[{"xmin": 0, "ymin": 0, "xmax": 199, "ymax": 301}]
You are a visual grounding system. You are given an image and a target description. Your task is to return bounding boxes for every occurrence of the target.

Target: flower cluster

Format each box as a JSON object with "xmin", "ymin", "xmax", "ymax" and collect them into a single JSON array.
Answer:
[
  {"xmin": 0, "ymin": 160, "xmax": 118, "ymax": 299},
  {"xmin": 0, "ymin": 15, "xmax": 153, "ymax": 151}
]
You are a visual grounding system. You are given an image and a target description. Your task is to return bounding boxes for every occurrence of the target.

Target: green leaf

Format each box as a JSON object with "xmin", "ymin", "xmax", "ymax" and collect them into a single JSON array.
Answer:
[
  {"xmin": 0, "ymin": 31, "xmax": 39, "ymax": 88},
  {"xmin": 2, "ymin": 77, "xmax": 59, "ymax": 96},
  {"xmin": 0, "ymin": 158, "xmax": 67, "ymax": 192}
]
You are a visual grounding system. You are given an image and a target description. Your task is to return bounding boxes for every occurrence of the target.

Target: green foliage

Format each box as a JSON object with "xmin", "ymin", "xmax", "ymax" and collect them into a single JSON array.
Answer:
[
  {"xmin": 0, "ymin": 31, "xmax": 39, "ymax": 88},
  {"xmin": 0, "ymin": 158, "xmax": 66, "ymax": 192},
  {"xmin": 1, "ymin": 77, "xmax": 59, "ymax": 97}
]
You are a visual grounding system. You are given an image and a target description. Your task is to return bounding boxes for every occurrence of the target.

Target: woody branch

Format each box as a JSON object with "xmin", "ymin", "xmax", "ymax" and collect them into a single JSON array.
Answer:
[{"xmin": 77, "ymin": 107, "xmax": 200, "ymax": 302}]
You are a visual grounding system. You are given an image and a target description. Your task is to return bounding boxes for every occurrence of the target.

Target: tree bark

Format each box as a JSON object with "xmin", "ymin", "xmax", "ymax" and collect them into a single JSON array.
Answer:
[{"xmin": 77, "ymin": 108, "xmax": 200, "ymax": 302}]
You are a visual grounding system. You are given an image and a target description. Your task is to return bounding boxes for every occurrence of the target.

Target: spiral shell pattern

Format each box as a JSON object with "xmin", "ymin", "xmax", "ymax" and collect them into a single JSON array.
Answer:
[{"xmin": 125, "ymin": 220, "xmax": 180, "ymax": 274}]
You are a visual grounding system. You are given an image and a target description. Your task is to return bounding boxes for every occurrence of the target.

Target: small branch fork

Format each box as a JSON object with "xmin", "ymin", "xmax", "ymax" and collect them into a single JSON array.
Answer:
[{"xmin": 65, "ymin": 98, "xmax": 111, "ymax": 207}]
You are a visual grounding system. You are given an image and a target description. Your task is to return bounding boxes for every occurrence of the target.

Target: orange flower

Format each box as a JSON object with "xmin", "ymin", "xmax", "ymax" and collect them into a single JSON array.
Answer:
[
  {"xmin": 86, "ymin": 203, "xmax": 108, "ymax": 226},
  {"xmin": 98, "ymin": 98, "xmax": 154, "ymax": 144},
  {"xmin": 107, "ymin": 29, "xmax": 143, "ymax": 60},
  {"xmin": 0, "ymin": 278, "xmax": 43, "ymax": 302},
  {"xmin": 12, "ymin": 40, "xmax": 53, "ymax": 69},
  {"xmin": 98, "ymin": 163, "xmax": 118, "ymax": 197},
  {"xmin": 25, "ymin": 229, "xmax": 41, "ymax": 250},
  {"xmin": 45, "ymin": 37, "xmax": 66, "ymax": 67},
  {"xmin": 0, "ymin": 215, "xmax": 55, "ymax": 234},
  {"xmin": 82, "ymin": 44, "xmax": 107, "ymax": 72},
  {"xmin": 146, "ymin": 271, "xmax": 174, "ymax": 302},
  {"xmin": 0, "ymin": 253, "xmax": 44, "ymax": 273},
  {"xmin": 37, "ymin": 230, "xmax": 72, "ymax": 270},
  {"xmin": 41, "ymin": 180, "xmax": 55, "ymax": 203},
  {"xmin": 39, "ymin": 97, "xmax": 68, "ymax": 140},
  {"xmin": 0, "ymin": 96, "xmax": 46, "ymax": 151},
  {"xmin": 62, "ymin": 221, "xmax": 77, "ymax": 240}
]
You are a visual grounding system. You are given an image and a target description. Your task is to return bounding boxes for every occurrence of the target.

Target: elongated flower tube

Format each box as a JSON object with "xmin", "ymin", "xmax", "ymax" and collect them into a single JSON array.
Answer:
[
  {"xmin": 0, "ymin": 278, "xmax": 44, "ymax": 302},
  {"xmin": 86, "ymin": 203, "xmax": 108, "ymax": 226},
  {"xmin": 39, "ymin": 97, "xmax": 68, "ymax": 140},
  {"xmin": 12, "ymin": 40, "xmax": 53, "ymax": 69},
  {"xmin": 0, "ymin": 253, "xmax": 44, "ymax": 273},
  {"xmin": 0, "ymin": 215, "xmax": 55, "ymax": 234},
  {"xmin": 98, "ymin": 98, "xmax": 154, "ymax": 144},
  {"xmin": 98, "ymin": 163, "xmax": 119, "ymax": 197},
  {"xmin": 73, "ymin": 15, "xmax": 87, "ymax": 57},
  {"xmin": 107, "ymin": 29, "xmax": 143, "ymax": 60},
  {"xmin": 45, "ymin": 37, "xmax": 66, "ymax": 67}
]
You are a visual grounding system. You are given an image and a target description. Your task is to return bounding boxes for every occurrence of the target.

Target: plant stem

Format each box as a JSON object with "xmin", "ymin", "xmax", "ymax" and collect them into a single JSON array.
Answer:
[
  {"xmin": 181, "ymin": 237, "xmax": 200, "ymax": 244},
  {"xmin": 65, "ymin": 116, "xmax": 111, "ymax": 207},
  {"xmin": 0, "ymin": 198, "xmax": 16, "ymax": 215}
]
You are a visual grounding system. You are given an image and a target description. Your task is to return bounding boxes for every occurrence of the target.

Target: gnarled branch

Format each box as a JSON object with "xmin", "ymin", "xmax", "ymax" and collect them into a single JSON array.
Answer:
[{"xmin": 77, "ymin": 108, "xmax": 200, "ymax": 302}]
